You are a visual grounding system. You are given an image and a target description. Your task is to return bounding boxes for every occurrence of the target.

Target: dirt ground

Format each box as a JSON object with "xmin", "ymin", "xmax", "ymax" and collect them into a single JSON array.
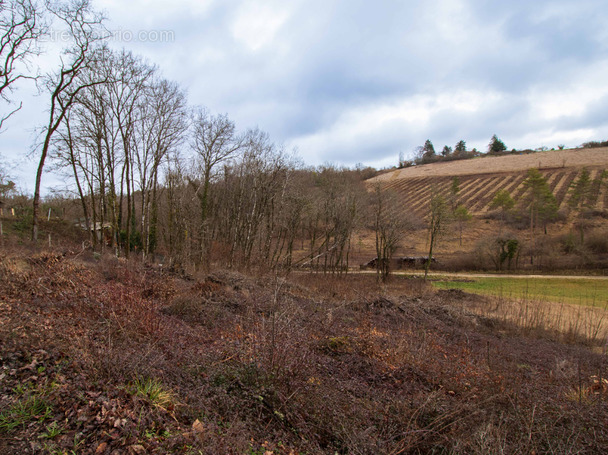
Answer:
[{"xmin": 373, "ymin": 147, "xmax": 608, "ymax": 181}]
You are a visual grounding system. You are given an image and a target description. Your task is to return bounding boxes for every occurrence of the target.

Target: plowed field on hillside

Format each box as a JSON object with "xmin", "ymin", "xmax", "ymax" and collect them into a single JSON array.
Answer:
[{"xmin": 369, "ymin": 148, "xmax": 608, "ymax": 216}]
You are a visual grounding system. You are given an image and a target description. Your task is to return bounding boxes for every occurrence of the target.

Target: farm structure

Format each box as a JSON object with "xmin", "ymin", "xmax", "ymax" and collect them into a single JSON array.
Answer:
[{"xmin": 360, "ymin": 256, "xmax": 435, "ymax": 270}]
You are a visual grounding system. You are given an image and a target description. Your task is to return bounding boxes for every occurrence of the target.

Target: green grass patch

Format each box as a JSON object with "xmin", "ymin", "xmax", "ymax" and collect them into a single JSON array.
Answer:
[
  {"xmin": 433, "ymin": 276, "xmax": 608, "ymax": 307},
  {"xmin": 129, "ymin": 377, "xmax": 175, "ymax": 410},
  {"xmin": 0, "ymin": 396, "xmax": 52, "ymax": 432}
]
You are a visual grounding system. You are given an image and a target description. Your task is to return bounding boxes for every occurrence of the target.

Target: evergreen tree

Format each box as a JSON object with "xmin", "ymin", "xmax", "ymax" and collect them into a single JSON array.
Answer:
[
  {"xmin": 523, "ymin": 168, "xmax": 558, "ymax": 265},
  {"xmin": 568, "ymin": 168, "xmax": 592, "ymax": 211},
  {"xmin": 454, "ymin": 140, "xmax": 466, "ymax": 153},
  {"xmin": 524, "ymin": 169, "xmax": 558, "ymax": 228},
  {"xmin": 488, "ymin": 135, "xmax": 507, "ymax": 154},
  {"xmin": 490, "ymin": 189, "xmax": 515, "ymax": 212},
  {"xmin": 568, "ymin": 168, "xmax": 602, "ymax": 243},
  {"xmin": 422, "ymin": 139, "xmax": 436, "ymax": 162},
  {"xmin": 490, "ymin": 189, "xmax": 515, "ymax": 228}
]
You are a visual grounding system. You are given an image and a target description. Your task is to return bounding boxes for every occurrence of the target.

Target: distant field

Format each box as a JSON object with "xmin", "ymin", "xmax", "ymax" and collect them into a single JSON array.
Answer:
[
  {"xmin": 367, "ymin": 148, "xmax": 608, "ymax": 217},
  {"xmin": 433, "ymin": 276, "xmax": 608, "ymax": 308},
  {"xmin": 373, "ymin": 147, "xmax": 608, "ymax": 180}
]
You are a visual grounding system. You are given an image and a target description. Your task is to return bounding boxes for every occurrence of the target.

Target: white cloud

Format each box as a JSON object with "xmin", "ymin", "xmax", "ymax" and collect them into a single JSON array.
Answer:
[
  {"xmin": 531, "ymin": 60, "xmax": 608, "ymax": 122},
  {"xmin": 230, "ymin": 2, "xmax": 290, "ymax": 52},
  {"xmin": 517, "ymin": 128, "xmax": 597, "ymax": 150},
  {"xmin": 289, "ymin": 89, "xmax": 506, "ymax": 165},
  {"xmin": 98, "ymin": 0, "xmax": 215, "ymax": 22}
]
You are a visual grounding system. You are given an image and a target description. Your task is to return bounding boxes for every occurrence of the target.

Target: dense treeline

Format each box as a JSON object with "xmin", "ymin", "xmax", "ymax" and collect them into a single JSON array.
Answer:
[
  {"xmin": 3, "ymin": 1, "xmax": 608, "ymax": 277},
  {"xmin": 0, "ymin": 0, "xmax": 391, "ymax": 273},
  {"xmin": 409, "ymin": 136, "xmax": 608, "ymax": 167},
  {"xmin": 50, "ymin": 53, "xmax": 382, "ymax": 272}
]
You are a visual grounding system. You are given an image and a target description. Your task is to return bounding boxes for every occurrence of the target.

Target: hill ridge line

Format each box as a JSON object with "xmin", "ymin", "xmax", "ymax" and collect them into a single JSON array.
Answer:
[{"xmin": 371, "ymin": 147, "xmax": 608, "ymax": 181}]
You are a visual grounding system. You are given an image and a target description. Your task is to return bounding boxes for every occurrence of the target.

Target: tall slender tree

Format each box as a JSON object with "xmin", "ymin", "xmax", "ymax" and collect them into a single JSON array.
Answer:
[
  {"xmin": 32, "ymin": 0, "xmax": 105, "ymax": 242},
  {"xmin": 133, "ymin": 77, "xmax": 187, "ymax": 258},
  {"xmin": 523, "ymin": 168, "xmax": 557, "ymax": 265},
  {"xmin": 189, "ymin": 107, "xmax": 242, "ymax": 266},
  {"xmin": 369, "ymin": 183, "xmax": 415, "ymax": 282},
  {"xmin": 424, "ymin": 190, "xmax": 450, "ymax": 279}
]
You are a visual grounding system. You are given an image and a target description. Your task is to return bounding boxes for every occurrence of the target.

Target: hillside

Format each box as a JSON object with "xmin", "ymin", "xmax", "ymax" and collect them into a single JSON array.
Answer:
[
  {"xmin": 1, "ymin": 250, "xmax": 607, "ymax": 453},
  {"xmin": 376, "ymin": 148, "xmax": 608, "ymax": 180},
  {"xmin": 370, "ymin": 148, "xmax": 608, "ymax": 216}
]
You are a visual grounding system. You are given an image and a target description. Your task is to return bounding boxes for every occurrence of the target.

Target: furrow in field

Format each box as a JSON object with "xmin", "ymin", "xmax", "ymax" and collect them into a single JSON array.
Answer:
[
  {"xmin": 503, "ymin": 174, "xmax": 527, "ymax": 195},
  {"xmin": 511, "ymin": 174, "xmax": 532, "ymax": 203},
  {"xmin": 456, "ymin": 176, "xmax": 492, "ymax": 205},
  {"xmin": 476, "ymin": 174, "xmax": 521, "ymax": 213},
  {"xmin": 463, "ymin": 176, "xmax": 501, "ymax": 212},
  {"xmin": 397, "ymin": 178, "xmax": 430, "ymax": 206},
  {"xmin": 545, "ymin": 171, "xmax": 560, "ymax": 192},
  {"xmin": 554, "ymin": 171, "xmax": 578, "ymax": 208},
  {"xmin": 587, "ymin": 169, "xmax": 605, "ymax": 207},
  {"xmin": 456, "ymin": 176, "xmax": 480, "ymax": 195},
  {"xmin": 409, "ymin": 178, "xmax": 454, "ymax": 215},
  {"xmin": 471, "ymin": 175, "xmax": 515, "ymax": 213}
]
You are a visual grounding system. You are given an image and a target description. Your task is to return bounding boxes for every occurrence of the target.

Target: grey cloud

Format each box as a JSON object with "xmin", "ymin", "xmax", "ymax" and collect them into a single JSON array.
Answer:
[
  {"xmin": 5, "ymin": 0, "xmax": 608, "ymax": 193},
  {"xmin": 553, "ymin": 94, "xmax": 608, "ymax": 132}
]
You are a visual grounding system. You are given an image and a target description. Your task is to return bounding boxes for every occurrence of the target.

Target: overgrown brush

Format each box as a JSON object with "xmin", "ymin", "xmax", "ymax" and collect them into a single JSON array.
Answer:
[{"xmin": 1, "ymin": 251, "xmax": 608, "ymax": 453}]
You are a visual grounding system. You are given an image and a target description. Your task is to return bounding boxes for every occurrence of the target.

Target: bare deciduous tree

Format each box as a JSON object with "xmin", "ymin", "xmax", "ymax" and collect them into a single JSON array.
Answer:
[
  {"xmin": 425, "ymin": 190, "xmax": 450, "ymax": 279},
  {"xmin": 104, "ymin": 49, "xmax": 155, "ymax": 256},
  {"xmin": 189, "ymin": 107, "xmax": 242, "ymax": 266},
  {"xmin": 369, "ymin": 183, "xmax": 416, "ymax": 282},
  {"xmin": 133, "ymin": 77, "xmax": 187, "ymax": 258},
  {"xmin": 32, "ymin": 0, "xmax": 105, "ymax": 242},
  {"xmin": 0, "ymin": 0, "xmax": 44, "ymax": 130}
]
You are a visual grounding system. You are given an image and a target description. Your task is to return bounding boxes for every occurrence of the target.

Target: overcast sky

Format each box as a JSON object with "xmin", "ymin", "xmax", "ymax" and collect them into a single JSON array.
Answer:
[{"xmin": 2, "ymin": 0, "xmax": 608, "ymax": 192}]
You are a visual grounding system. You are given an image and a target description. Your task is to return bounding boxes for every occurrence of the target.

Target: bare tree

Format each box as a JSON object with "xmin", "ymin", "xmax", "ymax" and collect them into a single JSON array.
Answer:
[
  {"xmin": 0, "ymin": 153, "xmax": 16, "ymax": 202},
  {"xmin": 31, "ymin": 0, "xmax": 105, "ymax": 242},
  {"xmin": 133, "ymin": 77, "xmax": 187, "ymax": 258},
  {"xmin": 369, "ymin": 183, "xmax": 417, "ymax": 282},
  {"xmin": 453, "ymin": 204, "xmax": 471, "ymax": 246},
  {"xmin": 50, "ymin": 109, "xmax": 96, "ymax": 245},
  {"xmin": 424, "ymin": 190, "xmax": 450, "ymax": 279},
  {"xmin": 103, "ymin": 49, "xmax": 155, "ymax": 256},
  {"xmin": 0, "ymin": 0, "xmax": 45, "ymax": 130},
  {"xmin": 304, "ymin": 165, "xmax": 362, "ymax": 274},
  {"xmin": 189, "ymin": 107, "xmax": 242, "ymax": 266},
  {"xmin": 160, "ymin": 155, "xmax": 193, "ymax": 268}
]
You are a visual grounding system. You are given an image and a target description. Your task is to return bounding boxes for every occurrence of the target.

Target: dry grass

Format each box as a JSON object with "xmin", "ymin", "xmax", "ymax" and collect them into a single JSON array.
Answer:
[
  {"xmin": 443, "ymin": 288, "xmax": 608, "ymax": 345},
  {"xmin": 1, "ymin": 250, "xmax": 608, "ymax": 453},
  {"xmin": 373, "ymin": 148, "xmax": 608, "ymax": 180}
]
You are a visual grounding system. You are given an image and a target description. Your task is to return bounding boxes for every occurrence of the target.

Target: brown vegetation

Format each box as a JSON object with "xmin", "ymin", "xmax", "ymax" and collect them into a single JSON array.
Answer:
[{"xmin": 1, "ymin": 249, "xmax": 607, "ymax": 453}]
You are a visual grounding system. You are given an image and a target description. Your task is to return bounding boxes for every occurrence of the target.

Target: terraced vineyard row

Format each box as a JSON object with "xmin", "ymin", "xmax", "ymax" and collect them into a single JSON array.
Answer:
[{"xmin": 379, "ymin": 167, "xmax": 608, "ymax": 218}]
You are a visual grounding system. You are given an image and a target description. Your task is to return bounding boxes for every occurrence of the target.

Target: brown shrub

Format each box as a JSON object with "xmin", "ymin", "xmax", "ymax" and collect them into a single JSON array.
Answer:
[{"xmin": 1, "ymin": 252, "xmax": 608, "ymax": 454}]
